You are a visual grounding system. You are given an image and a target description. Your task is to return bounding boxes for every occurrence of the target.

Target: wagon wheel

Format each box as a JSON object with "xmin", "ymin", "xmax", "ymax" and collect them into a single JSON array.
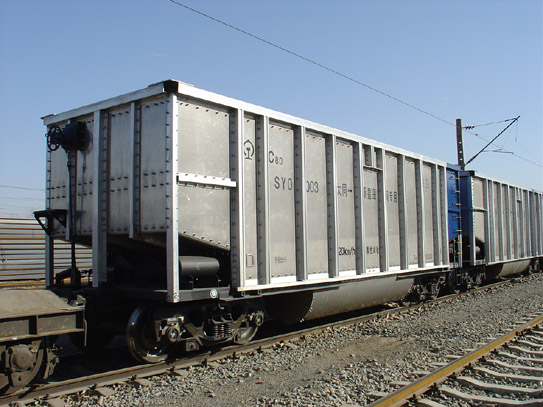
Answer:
[
  {"xmin": 0, "ymin": 341, "xmax": 45, "ymax": 395},
  {"xmin": 232, "ymin": 322, "xmax": 259, "ymax": 345},
  {"xmin": 232, "ymin": 312, "xmax": 263, "ymax": 345},
  {"xmin": 126, "ymin": 306, "xmax": 176, "ymax": 364}
]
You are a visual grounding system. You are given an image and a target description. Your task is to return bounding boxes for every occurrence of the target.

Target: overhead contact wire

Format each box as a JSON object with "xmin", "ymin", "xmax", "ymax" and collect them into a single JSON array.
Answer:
[{"xmin": 0, "ymin": 184, "xmax": 45, "ymax": 192}]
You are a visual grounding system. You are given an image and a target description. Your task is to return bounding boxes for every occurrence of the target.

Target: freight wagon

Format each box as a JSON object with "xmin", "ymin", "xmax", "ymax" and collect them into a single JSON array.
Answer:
[{"xmin": 1, "ymin": 80, "xmax": 541, "ymax": 394}]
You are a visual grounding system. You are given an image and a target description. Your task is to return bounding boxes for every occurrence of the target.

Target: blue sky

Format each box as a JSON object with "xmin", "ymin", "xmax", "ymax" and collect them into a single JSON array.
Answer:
[{"xmin": 1, "ymin": 0, "xmax": 541, "ymax": 217}]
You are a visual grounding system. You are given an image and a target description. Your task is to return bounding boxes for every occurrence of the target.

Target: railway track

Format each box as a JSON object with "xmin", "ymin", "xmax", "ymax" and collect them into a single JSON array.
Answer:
[
  {"xmin": 0, "ymin": 279, "xmax": 520, "ymax": 406},
  {"xmin": 369, "ymin": 312, "xmax": 543, "ymax": 407}
]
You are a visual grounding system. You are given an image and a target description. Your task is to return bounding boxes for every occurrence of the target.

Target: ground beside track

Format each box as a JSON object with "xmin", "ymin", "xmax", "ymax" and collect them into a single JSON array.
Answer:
[{"xmin": 61, "ymin": 273, "xmax": 543, "ymax": 407}]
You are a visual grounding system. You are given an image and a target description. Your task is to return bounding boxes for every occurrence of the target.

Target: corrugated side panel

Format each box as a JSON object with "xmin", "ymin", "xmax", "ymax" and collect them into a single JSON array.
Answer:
[
  {"xmin": 384, "ymin": 153, "xmax": 400, "ymax": 268},
  {"xmin": 405, "ymin": 159, "xmax": 418, "ymax": 267},
  {"xmin": 268, "ymin": 123, "xmax": 296, "ymax": 279},
  {"xmin": 305, "ymin": 133, "xmax": 328, "ymax": 275},
  {"xmin": 472, "ymin": 177, "xmax": 486, "ymax": 248},
  {"xmin": 422, "ymin": 164, "xmax": 435, "ymax": 265},
  {"xmin": 233, "ymin": 113, "xmax": 450, "ymax": 290},
  {"xmin": 177, "ymin": 98, "xmax": 231, "ymax": 249},
  {"xmin": 337, "ymin": 142, "xmax": 356, "ymax": 272},
  {"xmin": 46, "ymin": 94, "xmax": 171, "ymax": 239},
  {"xmin": 0, "ymin": 218, "xmax": 91, "ymax": 281}
]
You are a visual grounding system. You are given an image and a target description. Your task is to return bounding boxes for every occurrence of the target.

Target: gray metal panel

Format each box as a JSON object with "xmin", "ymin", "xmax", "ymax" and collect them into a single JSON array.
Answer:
[
  {"xmin": 364, "ymin": 144, "xmax": 375, "ymax": 167},
  {"xmin": 472, "ymin": 177, "xmax": 486, "ymax": 262},
  {"xmin": 517, "ymin": 192, "xmax": 526, "ymax": 259},
  {"xmin": 107, "ymin": 106, "xmax": 132, "ymax": 233},
  {"xmin": 496, "ymin": 183, "xmax": 504, "ymax": 261},
  {"xmin": 523, "ymin": 190, "xmax": 528, "ymax": 257},
  {"xmin": 129, "ymin": 102, "xmax": 142, "ymax": 238},
  {"xmin": 482, "ymin": 179, "xmax": 491, "ymax": 262},
  {"xmin": 538, "ymin": 194, "xmax": 541, "ymax": 255},
  {"xmin": 305, "ymin": 133, "xmax": 328, "ymax": 275},
  {"xmin": 336, "ymin": 141, "xmax": 356, "ymax": 271},
  {"xmin": 431, "ymin": 166, "xmax": 443, "ymax": 265},
  {"xmin": 491, "ymin": 182, "xmax": 498, "ymax": 260},
  {"xmin": 522, "ymin": 191, "xmax": 528, "ymax": 257},
  {"xmin": 178, "ymin": 98, "xmax": 230, "ymax": 178},
  {"xmin": 177, "ymin": 99, "xmax": 232, "ymax": 248},
  {"xmin": 92, "ymin": 110, "xmax": 108, "ymax": 287},
  {"xmin": 177, "ymin": 98, "xmax": 232, "ymax": 249},
  {"xmin": 178, "ymin": 186, "xmax": 231, "ymax": 248},
  {"xmin": 528, "ymin": 192, "xmax": 534, "ymax": 256},
  {"xmin": 532, "ymin": 192, "xmax": 539, "ymax": 256},
  {"xmin": 537, "ymin": 194, "xmax": 540, "ymax": 255},
  {"xmin": 363, "ymin": 168, "xmax": 380, "ymax": 270},
  {"xmin": 487, "ymin": 181, "xmax": 495, "ymax": 262},
  {"xmin": 536, "ymin": 193, "xmax": 543, "ymax": 256},
  {"xmin": 140, "ymin": 96, "xmax": 170, "ymax": 232},
  {"xmin": 503, "ymin": 185, "xmax": 511, "ymax": 260},
  {"xmin": 422, "ymin": 164, "xmax": 433, "ymax": 265},
  {"xmin": 384, "ymin": 153, "xmax": 400, "ymax": 268},
  {"xmin": 536, "ymin": 193, "xmax": 542, "ymax": 255},
  {"xmin": 242, "ymin": 116, "xmax": 258, "ymax": 282},
  {"xmin": 472, "ymin": 177, "xmax": 484, "ymax": 209},
  {"xmin": 268, "ymin": 123, "xmax": 296, "ymax": 278},
  {"xmin": 405, "ymin": 159, "xmax": 418, "ymax": 266}
]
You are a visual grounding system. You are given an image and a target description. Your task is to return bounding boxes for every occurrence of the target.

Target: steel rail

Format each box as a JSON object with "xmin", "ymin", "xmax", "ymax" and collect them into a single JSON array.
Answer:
[
  {"xmin": 0, "ymin": 279, "xmax": 515, "ymax": 405},
  {"xmin": 368, "ymin": 313, "xmax": 543, "ymax": 407}
]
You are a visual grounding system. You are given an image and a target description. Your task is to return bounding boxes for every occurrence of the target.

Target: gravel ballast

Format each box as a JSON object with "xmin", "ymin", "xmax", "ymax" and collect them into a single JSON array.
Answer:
[{"xmin": 63, "ymin": 273, "xmax": 543, "ymax": 406}]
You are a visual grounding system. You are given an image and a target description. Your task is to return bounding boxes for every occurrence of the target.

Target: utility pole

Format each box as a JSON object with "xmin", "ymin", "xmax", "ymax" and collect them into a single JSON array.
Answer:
[{"xmin": 456, "ymin": 118, "xmax": 465, "ymax": 170}]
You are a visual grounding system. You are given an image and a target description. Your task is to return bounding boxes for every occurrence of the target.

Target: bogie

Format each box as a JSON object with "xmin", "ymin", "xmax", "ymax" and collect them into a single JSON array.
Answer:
[{"xmin": 125, "ymin": 302, "xmax": 265, "ymax": 363}]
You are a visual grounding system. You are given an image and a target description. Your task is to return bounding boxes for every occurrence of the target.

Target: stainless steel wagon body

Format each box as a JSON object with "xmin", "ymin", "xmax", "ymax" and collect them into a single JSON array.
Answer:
[{"xmin": 43, "ymin": 80, "xmax": 451, "ymax": 303}]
